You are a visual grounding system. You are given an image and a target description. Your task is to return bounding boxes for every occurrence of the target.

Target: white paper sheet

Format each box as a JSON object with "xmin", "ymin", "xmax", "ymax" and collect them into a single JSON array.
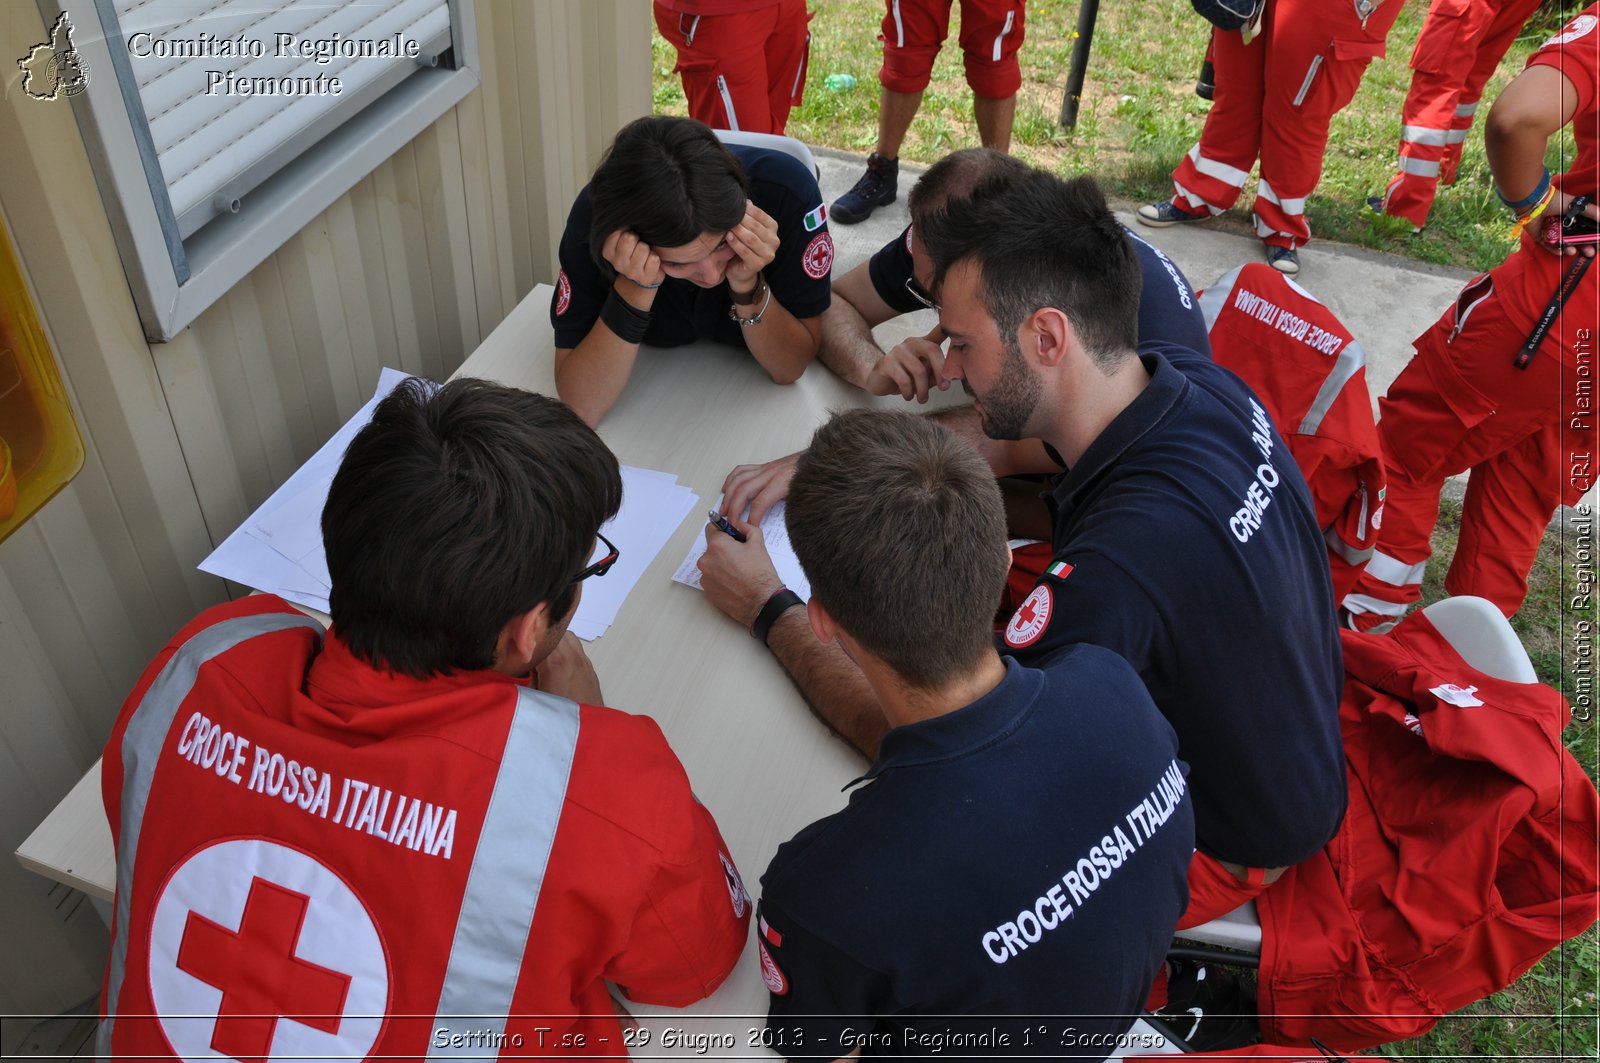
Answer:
[
  {"xmin": 201, "ymin": 367, "xmax": 699, "ymax": 641},
  {"xmin": 200, "ymin": 367, "xmax": 414, "ymax": 613},
  {"xmin": 672, "ymin": 498, "xmax": 812, "ymax": 602},
  {"xmin": 569, "ymin": 468, "xmax": 700, "ymax": 641}
]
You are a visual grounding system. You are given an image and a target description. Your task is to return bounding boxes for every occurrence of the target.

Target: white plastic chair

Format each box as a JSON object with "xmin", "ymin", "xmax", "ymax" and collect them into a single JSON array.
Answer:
[
  {"xmin": 1177, "ymin": 595, "xmax": 1537, "ymax": 956},
  {"xmin": 713, "ymin": 128, "xmax": 820, "ymax": 180}
]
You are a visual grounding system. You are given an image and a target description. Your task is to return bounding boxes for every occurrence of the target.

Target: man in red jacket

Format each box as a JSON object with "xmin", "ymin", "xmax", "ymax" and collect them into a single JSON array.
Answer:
[
  {"xmin": 99, "ymin": 379, "xmax": 750, "ymax": 1060},
  {"xmin": 1344, "ymin": 5, "xmax": 1600, "ymax": 629}
]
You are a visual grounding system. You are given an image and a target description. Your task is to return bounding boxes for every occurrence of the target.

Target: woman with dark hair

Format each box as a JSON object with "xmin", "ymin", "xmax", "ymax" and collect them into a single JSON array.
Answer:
[{"xmin": 550, "ymin": 116, "xmax": 832, "ymax": 426}]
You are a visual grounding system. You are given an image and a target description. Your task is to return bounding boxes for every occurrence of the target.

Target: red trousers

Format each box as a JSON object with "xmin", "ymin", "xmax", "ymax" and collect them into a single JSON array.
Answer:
[
  {"xmin": 879, "ymin": 0, "xmax": 1026, "ymax": 98},
  {"xmin": 1171, "ymin": 0, "xmax": 1401, "ymax": 249},
  {"xmin": 1377, "ymin": 0, "xmax": 1544, "ymax": 227},
  {"xmin": 655, "ymin": 1, "xmax": 811, "ymax": 134},
  {"xmin": 1344, "ymin": 246, "xmax": 1598, "ymax": 622}
]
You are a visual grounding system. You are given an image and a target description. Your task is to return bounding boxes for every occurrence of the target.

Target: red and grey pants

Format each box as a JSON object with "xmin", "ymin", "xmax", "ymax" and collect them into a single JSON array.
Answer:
[
  {"xmin": 879, "ymin": 0, "xmax": 1026, "ymax": 98},
  {"xmin": 1375, "ymin": 0, "xmax": 1543, "ymax": 228},
  {"xmin": 655, "ymin": 0, "xmax": 811, "ymax": 135},
  {"xmin": 1343, "ymin": 246, "xmax": 1598, "ymax": 622},
  {"xmin": 1170, "ymin": 0, "xmax": 1401, "ymax": 250}
]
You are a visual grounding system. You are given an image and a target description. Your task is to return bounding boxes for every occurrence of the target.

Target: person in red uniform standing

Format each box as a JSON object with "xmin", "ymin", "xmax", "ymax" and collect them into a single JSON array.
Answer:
[
  {"xmin": 1371, "ymin": 0, "xmax": 1545, "ymax": 230},
  {"xmin": 98, "ymin": 379, "xmax": 751, "ymax": 1060},
  {"xmin": 828, "ymin": 0, "xmax": 1027, "ymax": 225},
  {"xmin": 654, "ymin": 0, "xmax": 811, "ymax": 135},
  {"xmin": 1343, "ymin": 5, "xmax": 1600, "ymax": 630},
  {"xmin": 1136, "ymin": 0, "xmax": 1405, "ymax": 276}
]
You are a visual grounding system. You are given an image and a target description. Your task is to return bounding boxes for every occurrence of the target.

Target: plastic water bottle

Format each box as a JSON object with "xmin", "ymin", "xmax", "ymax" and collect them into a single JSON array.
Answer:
[{"xmin": 824, "ymin": 73, "xmax": 856, "ymax": 92}]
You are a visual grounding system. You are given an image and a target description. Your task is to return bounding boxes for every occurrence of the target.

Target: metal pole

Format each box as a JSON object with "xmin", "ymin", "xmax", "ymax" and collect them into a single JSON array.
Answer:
[{"xmin": 1059, "ymin": 0, "xmax": 1101, "ymax": 130}]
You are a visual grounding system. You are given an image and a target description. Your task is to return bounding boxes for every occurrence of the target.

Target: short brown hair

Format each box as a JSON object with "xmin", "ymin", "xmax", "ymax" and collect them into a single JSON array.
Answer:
[
  {"xmin": 921, "ymin": 170, "xmax": 1140, "ymax": 372},
  {"xmin": 907, "ymin": 147, "xmax": 1031, "ymax": 228},
  {"xmin": 786, "ymin": 410, "xmax": 1009, "ymax": 688},
  {"xmin": 324, "ymin": 378, "xmax": 621, "ymax": 678}
]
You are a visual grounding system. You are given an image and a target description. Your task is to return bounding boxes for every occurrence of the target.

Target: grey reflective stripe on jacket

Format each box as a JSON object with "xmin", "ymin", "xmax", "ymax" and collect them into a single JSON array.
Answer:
[
  {"xmin": 1197, "ymin": 265, "xmax": 1243, "ymax": 333},
  {"xmin": 99, "ymin": 611, "xmax": 325, "ymax": 1058},
  {"xmin": 427, "ymin": 686, "xmax": 580, "ymax": 1057},
  {"xmin": 1297, "ymin": 338, "xmax": 1366, "ymax": 435}
]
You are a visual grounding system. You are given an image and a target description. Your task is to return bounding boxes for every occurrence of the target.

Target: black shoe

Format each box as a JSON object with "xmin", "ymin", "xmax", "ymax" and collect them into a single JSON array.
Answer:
[
  {"xmin": 1150, "ymin": 960, "xmax": 1260, "ymax": 1052},
  {"xmin": 831, "ymin": 152, "xmax": 898, "ymax": 224},
  {"xmin": 1266, "ymin": 244, "xmax": 1300, "ymax": 275}
]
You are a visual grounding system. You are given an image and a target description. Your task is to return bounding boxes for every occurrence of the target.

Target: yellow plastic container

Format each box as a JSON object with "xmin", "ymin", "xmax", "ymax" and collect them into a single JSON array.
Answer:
[{"xmin": 0, "ymin": 211, "xmax": 83, "ymax": 541}]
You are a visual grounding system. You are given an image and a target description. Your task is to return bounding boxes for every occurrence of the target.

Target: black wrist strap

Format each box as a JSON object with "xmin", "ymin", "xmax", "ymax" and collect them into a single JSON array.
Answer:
[
  {"xmin": 752, "ymin": 588, "xmax": 803, "ymax": 645},
  {"xmin": 601, "ymin": 287, "xmax": 652, "ymax": 345}
]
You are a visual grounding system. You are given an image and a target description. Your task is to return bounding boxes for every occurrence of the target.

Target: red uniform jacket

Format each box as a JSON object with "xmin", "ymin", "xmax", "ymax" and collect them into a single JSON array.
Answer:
[
  {"xmin": 1199, "ymin": 263, "xmax": 1385, "ymax": 601},
  {"xmin": 100, "ymin": 597, "xmax": 750, "ymax": 1060},
  {"xmin": 1253, "ymin": 611, "xmax": 1600, "ymax": 1050}
]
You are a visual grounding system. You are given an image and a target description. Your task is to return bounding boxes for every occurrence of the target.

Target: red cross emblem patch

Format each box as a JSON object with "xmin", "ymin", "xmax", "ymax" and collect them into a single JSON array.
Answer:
[
  {"xmin": 148, "ymin": 838, "xmax": 390, "ymax": 1061},
  {"xmin": 802, "ymin": 233, "xmax": 833, "ymax": 279},
  {"xmin": 555, "ymin": 270, "xmax": 572, "ymax": 316},
  {"xmin": 1004, "ymin": 584, "xmax": 1053, "ymax": 649}
]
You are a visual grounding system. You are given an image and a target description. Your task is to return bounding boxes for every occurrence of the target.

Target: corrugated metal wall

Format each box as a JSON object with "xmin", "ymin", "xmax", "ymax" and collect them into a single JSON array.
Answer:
[{"xmin": 0, "ymin": 0, "xmax": 650, "ymax": 1025}]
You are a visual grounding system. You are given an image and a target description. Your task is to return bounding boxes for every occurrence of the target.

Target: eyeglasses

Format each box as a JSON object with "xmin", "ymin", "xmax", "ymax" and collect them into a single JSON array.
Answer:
[
  {"xmin": 904, "ymin": 275, "xmax": 938, "ymax": 311},
  {"xmin": 571, "ymin": 531, "xmax": 620, "ymax": 583}
]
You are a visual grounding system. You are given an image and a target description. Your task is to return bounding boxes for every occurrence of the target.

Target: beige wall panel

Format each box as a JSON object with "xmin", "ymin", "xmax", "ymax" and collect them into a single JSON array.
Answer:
[
  {"xmin": 247, "ymin": 260, "xmax": 319, "ymax": 463},
  {"xmin": 419, "ymin": 116, "xmax": 482, "ymax": 358},
  {"xmin": 458, "ymin": 7, "xmax": 517, "ymax": 326},
  {"xmin": 220, "ymin": 283, "xmax": 300, "ymax": 491},
  {"xmin": 410, "ymin": 124, "xmax": 465, "ymax": 375},
  {"xmin": 345, "ymin": 175, "xmax": 405, "ymax": 378},
  {"xmin": 295, "ymin": 213, "xmax": 366, "ymax": 417},
  {"xmin": 325, "ymin": 196, "xmax": 386, "ymax": 394}
]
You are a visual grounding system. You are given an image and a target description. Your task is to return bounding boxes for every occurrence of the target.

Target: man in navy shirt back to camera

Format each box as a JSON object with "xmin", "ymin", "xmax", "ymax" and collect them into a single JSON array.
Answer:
[
  {"xmin": 700, "ymin": 169, "xmax": 1344, "ymax": 933},
  {"xmin": 742, "ymin": 409, "xmax": 1193, "ymax": 1061}
]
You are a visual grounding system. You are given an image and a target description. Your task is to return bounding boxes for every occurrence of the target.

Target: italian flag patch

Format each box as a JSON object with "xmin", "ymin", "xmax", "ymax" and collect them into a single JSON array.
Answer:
[
  {"xmin": 1044, "ymin": 561, "xmax": 1073, "ymax": 580},
  {"xmin": 804, "ymin": 204, "xmax": 827, "ymax": 231}
]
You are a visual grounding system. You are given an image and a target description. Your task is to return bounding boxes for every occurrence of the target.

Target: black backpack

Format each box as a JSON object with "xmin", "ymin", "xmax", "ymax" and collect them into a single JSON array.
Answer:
[{"xmin": 1191, "ymin": 0, "xmax": 1264, "ymax": 30}]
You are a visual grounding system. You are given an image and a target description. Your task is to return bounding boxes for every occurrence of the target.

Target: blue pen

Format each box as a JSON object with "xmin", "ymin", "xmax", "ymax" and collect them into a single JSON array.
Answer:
[{"xmin": 708, "ymin": 509, "xmax": 748, "ymax": 543}]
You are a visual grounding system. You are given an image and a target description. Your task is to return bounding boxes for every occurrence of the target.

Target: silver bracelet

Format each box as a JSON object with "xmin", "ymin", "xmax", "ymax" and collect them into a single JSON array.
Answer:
[{"xmin": 729, "ymin": 279, "xmax": 772, "ymax": 327}]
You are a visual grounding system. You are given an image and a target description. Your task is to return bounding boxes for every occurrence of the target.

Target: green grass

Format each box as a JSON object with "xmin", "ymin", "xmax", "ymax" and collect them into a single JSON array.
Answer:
[
  {"xmin": 653, "ymin": 0, "xmax": 1582, "ymax": 274},
  {"xmin": 653, "ymin": 4, "xmax": 1599, "ymax": 1057}
]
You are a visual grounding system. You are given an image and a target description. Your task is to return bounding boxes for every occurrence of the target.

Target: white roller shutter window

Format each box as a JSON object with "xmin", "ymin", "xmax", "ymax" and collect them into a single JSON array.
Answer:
[{"xmin": 116, "ymin": 0, "xmax": 451, "ymax": 236}]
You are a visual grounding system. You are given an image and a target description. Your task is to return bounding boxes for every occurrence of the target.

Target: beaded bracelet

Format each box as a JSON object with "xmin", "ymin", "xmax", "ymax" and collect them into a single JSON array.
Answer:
[{"xmin": 1510, "ymin": 183, "xmax": 1557, "ymax": 240}]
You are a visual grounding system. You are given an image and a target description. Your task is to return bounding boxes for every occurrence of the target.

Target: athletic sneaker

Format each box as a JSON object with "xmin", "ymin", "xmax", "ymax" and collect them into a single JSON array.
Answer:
[
  {"xmin": 1150, "ymin": 960, "xmax": 1260, "ymax": 1052},
  {"xmin": 1267, "ymin": 244, "xmax": 1300, "ymax": 275},
  {"xmin": 831, "ymin": 152, "xmax": 898, "ymax": 224},
  {"xmin": 1136, "ymin": 199, "xmax": 1211, "ymax": 227}
]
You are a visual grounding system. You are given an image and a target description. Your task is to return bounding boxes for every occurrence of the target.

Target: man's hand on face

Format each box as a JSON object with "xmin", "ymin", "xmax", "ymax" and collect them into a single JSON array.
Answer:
[
  {"xmin": 535, "ymin": 631, "xmax": 603, "ymax": 705},
  {"xmin": 865, "ymin": 325, "xmax": 950, "ymax": 403}
]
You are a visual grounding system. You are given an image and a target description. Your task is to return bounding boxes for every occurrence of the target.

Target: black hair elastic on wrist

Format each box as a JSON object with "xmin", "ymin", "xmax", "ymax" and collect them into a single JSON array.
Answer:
[
  {"xmin": 752, "ymin": 588, "xmax": 803, "ymax": 646},
  {"xmin": 601, "ymin": 287, "xmax": 652, "ymax": 345}
]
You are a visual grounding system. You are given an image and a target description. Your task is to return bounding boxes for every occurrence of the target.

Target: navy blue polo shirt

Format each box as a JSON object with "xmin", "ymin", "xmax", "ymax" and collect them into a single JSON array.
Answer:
[
  {"xmin": 867, "ymin": 224, "xmax": 1210, "ymax": 354},
  {"xmin": 551, "ymin": 145, "xmax": 832, "ymax": 350},
  {"xmin": 758, "ymin": 650, "xmax": 1193, "ymax": 1061},
  {"xmin": 1001, "ymin": 343, "xmax": 1346, "ymax": 869}
]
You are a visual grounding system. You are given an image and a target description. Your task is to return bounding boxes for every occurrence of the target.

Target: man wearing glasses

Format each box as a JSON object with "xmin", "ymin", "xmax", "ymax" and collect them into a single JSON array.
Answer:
[
  {"xmin": 818, "ymin": 148, "xmax": 1211, "ymax": 406},
  {"xmin": 98, "ymin": 379, "xmax": 751, "ymax": 1061}
]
